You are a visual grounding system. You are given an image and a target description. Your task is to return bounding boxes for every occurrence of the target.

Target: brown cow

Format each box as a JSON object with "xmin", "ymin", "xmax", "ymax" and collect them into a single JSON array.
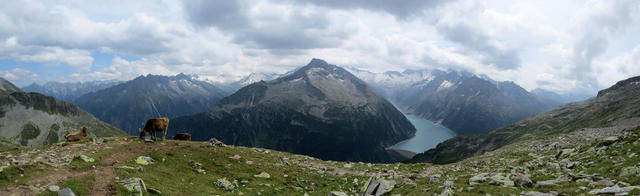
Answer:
[
  {"xmin": 65, "ymin": 126, "xmax": 88, "ymax": 142},
  {"xmin": 139, "ymin": 118, "xmax": 169, "ymax": 141},
  {"xmin": 172, "ymin": 133, "xmax": 191, "ymax": 141}
]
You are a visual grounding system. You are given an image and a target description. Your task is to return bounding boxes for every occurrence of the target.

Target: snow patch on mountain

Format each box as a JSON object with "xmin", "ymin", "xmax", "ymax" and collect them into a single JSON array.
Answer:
[{"xmin": 438, "ymin": 80, "xmax": 454, "ymax": 91}]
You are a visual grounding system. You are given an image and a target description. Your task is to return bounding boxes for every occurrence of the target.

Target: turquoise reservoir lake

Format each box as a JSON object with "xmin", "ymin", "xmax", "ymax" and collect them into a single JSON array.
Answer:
[{"xmin": 390, "ymin": 114, "xmax": 457, "ymax": 154}]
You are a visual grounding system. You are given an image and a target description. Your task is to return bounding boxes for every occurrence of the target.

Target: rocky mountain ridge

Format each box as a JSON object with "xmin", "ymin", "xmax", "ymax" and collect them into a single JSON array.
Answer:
[
  {"xmin": 0, "ymin": 78, "xmax": 21, "ymax": 94},
  {"xmin": 74, "ymin": 73, "xmax": 229, "ymax": 135},
  {"xmin": 0, "ymin": 78, "xmax": 125, "ymax": 146},
  {"xmin": 171, "ymin": 59, "xmax": 416, "ymax": 162}
]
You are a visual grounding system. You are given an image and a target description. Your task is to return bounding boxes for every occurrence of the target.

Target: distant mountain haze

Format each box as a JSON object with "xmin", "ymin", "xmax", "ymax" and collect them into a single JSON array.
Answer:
[
  {"xmin": 74, "ymin": 73, "xmax": 229, "ymax": 135},
  {"xmin": 171, "ymin": 59, "xmax": 416, "ymax": 163},
  {"xmin": 531, "ymin": 88, "xmax": 593, "ymax": 105},
  {"xmin": 22, "ymin": 80, "xmax": 122, "ymax": 102}
]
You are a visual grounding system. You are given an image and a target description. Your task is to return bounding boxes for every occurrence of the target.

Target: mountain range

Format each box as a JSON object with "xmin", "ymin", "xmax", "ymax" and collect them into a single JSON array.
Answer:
[
  {"xmin": 22, "ymin": 80, "xmax": 122, "ymax": 102},
  {"xmin": 170, "ymin": 59, "xmax": 416, "ymax": 162},
  {"xmin": 530, "ymin": 88, "xmax": 593, "ymax": 105},
  {"xmin": 218, "ymin": 72, "xmax": 284, "ymax": 93},
  {"xmin": 73, "ymin": 73, "xmax": 229, "ymax": 135},
  {"xmin": 0, "ymin": 78, "xmax": 125, "ymax": 146},
  {"xmin": 348, "ymin": 68, "xmax": 557, "ymax": 134},
  {"xmin": 409, "ymin": 75, "xmax": 640, "ymax": 164},
  {"xmin": 1, "ymin": 74, "xmax": 640, "ymax": 195}
]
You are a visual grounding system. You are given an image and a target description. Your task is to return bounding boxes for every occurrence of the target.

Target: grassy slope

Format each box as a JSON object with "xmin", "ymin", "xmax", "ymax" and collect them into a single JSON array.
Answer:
[
  {"xmin": 1, "ymin": 127, "xmax": 639, "ymax": 195},
  {"xmin": 409, "ymin": 78, "xmax": 640, "ymax": 164}
]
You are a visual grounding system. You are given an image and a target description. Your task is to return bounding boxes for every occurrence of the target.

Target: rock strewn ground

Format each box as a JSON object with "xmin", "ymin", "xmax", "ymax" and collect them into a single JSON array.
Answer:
[{"xmin": 0, "ymin": 126, "xmax": 639, "ymax": 195}]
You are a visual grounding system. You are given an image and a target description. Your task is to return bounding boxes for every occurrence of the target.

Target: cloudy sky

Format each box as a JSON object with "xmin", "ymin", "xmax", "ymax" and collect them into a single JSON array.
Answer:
[{"xmin": 1, "ymin": 0, "xmax": 639, "ymax": 94}]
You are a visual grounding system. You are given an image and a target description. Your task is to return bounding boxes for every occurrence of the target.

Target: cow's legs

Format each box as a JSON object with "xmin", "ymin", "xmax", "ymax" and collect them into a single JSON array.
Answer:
[{"xmin": 162, "ymin": 130, "xmax": 166, "ymax": 141}]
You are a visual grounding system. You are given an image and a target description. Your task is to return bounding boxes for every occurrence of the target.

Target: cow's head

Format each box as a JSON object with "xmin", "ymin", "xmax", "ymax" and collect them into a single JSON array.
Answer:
[{"xmin": 138, "ymin": 128, "xmax": 146, "ymax": 139}]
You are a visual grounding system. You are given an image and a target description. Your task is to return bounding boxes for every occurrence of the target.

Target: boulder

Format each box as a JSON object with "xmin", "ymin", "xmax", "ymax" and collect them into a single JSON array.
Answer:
[
  {"xmin": 120, "ymin": 177, "xmax": 146, "ymax": 194},
  {"xmin": 620, "ymin": 166, "xmax": 640, "ymax": 177},
  {"xmin": 589, "ymin": 179, "xmax": 615, "ymax": 187},
  {"xmin": 589, "ymin": 185, "xmax": 640, "ymax": 195},
  {"xmin": 135, "ymin": 156, "xmax": 154, "ymax": 165},
  {"xmin": 216, "ymin": 178, "xmax": 234, "ymax": 191},
  {"xmin": 78, "ymin": 155, "xmax": 94, "ymax": 163},
  {"xmin": 536, "ymin": 176, "xmax": 570, "ymax": 187},
  {"xmin": 116, "ymin": 166, "xmax": 144, "ymax": 172},
  {"xmin": 440, "ymin": 187, "xmax": 455, "ymax": 196},
  {"xmin": 147, "ymin": 187, "xmax": 162, "ymax": 194},
  {"xmin": 57, "ymin": 188, "xmax": 76, "ymax": 196},
  {"xmin": 603, "ymin": 136, "xmax": 619, "ymax": 146},
  {"xmin": 429, "ymin": 174, "xmax": 441, "ymax": 184},
  {"xmin": 513, "ymin": 174, "xmax": 533, "ymax": 187},
  {"xmin": 555, "ymin": 148, "xmax": 575, "ymax": 159},
  {"xmin": 520, "ymin": 191, "xmax": 556, "ymax": 196},
  {"xmin": 362, "ymin": 177, "xmax": 396, "ymax": 196},
  {"xmin": 566, "ymin": 161, "xmax": 580, "ymax": 169},
  {"xmin": 443, "ymin": 180, "xmax": 454, "ymax": 188},
  {"xmin": 48, "ymin": 185, "xmax": 60, "ymax": 192},
  {"xmin": 188, "ymin": 160, "xmax": 202, "ymax": 168},
  {"xmin": 254, "ymin": 172, "xmax": 270, "ymax": 179},
  {"xmin": 469, "ymin": 173, "xmax": 488, "ymax": 185},
  {"xmin": 208, "ymin": 138, "xmax": 225, "ymax": 146},
  {"xmin": 329, "ymin": 191, "xmax": 348, "ymax": 196},
  {"xmin": 488, "ymin": 173, "xmax": 512, "ymax": 187}
]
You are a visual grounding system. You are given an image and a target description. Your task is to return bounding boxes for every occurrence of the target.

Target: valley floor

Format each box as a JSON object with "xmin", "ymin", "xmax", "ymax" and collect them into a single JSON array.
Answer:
[{"xmin": 1, "ymin": 126, "xmax": 640, "ymax": 195}]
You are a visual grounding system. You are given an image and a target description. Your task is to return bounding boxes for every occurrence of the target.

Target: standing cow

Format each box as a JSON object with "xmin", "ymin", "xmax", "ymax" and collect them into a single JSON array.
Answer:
[{"xmin": 139, "ymin": 118, "xmax": 169, "ymax": 141}]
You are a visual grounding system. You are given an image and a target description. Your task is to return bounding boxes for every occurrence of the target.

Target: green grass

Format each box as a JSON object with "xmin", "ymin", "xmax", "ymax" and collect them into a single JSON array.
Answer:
[
  {"xmin": 2, "ymin": 127, "xmax": 640, "ymax": 195},
  {"xmin": 114, "ymin": 141, "xmax": 370, "ymax": 195},
  {"xmin": 20, "ymin": 122, "xmax": 41, "ymax": 146},
  {"xmin": 0, "ymin": 163, "xmax": 50, "ymax": 187},
  {"xmin": 68, "ymin": 137, "xmax": 130, "ymax": 170},
  {"xmin": 37, "ymin": 175, "xmax": 95, "ymax": 196},
  {"xmin": 69, "ymin": 154, "xmax": 100, "ymax": 170}
]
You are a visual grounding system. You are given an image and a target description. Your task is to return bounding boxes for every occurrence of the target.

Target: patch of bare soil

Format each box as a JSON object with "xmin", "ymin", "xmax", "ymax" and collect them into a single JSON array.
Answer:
[{"xmin": 1, "ymin": 137, "xmax": 166, "ymax": 196}]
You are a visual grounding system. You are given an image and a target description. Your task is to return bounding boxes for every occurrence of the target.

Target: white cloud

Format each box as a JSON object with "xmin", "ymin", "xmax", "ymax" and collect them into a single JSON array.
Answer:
[
  {"xmin": 0, "ymin": 0, "xmax": 639, "ymax": 95},
  {"xmin": 0, "ymin": 68, "xmax": 39, "ymax": 85},
  {"xmin": 18, "ymin": 47, "xmax": 93, "ymax": 68}
]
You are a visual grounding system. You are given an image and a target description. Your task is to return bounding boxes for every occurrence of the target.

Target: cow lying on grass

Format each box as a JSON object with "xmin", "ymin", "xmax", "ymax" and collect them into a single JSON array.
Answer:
[
  {"xmin": 173, "ymin": 133, "xmax": 191, "ymax": 141},
  {"xmin": 65, "ymin": 127, "xmax": 87, "ymax": 142},
  {"xmin": 139, "ymin": 118, "xmax": 169, "ymax": 141}
]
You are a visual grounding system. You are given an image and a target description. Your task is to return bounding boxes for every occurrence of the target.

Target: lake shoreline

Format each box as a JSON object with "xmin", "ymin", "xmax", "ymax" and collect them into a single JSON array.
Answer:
[{"xmin": 388, "ymin": 114, "xmax": 456, "ymax": 154}]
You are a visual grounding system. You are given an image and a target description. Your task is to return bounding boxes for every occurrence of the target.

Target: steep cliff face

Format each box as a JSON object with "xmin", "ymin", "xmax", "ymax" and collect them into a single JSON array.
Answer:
[{"xmin": 172, "ymin": 59, "xmax": 416, "ymax": 162}]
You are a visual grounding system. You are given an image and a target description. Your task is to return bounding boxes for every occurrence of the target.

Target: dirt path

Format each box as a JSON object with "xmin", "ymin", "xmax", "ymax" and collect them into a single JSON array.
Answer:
[
  {"xmin": 1, "ymin": 138, "xmax": 155, "ymax": 196},
  {"xmin": 89, "ymin": 144, "xmax": 147, "ymax": 195}
]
